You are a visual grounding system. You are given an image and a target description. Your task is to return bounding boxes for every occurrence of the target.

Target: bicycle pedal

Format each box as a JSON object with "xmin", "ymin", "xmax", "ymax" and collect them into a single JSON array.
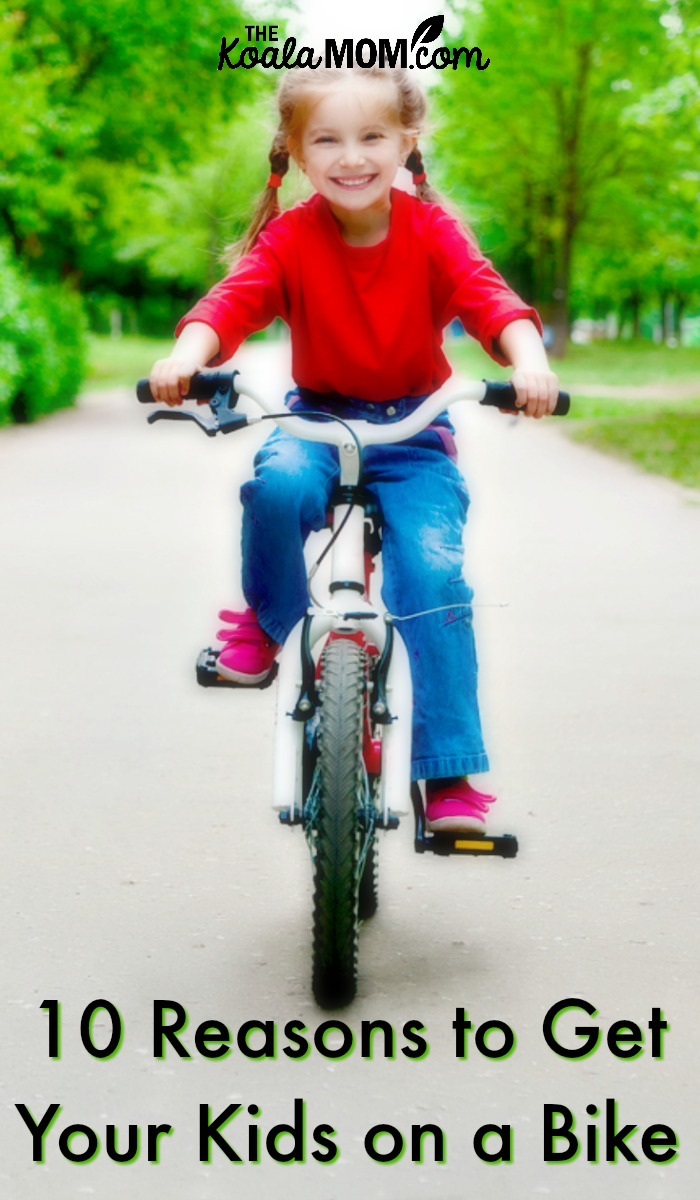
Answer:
[
  {"xmin": 415, "ymin": 831, "xmax": 518, "ymax": 858},
  {"xmin": 277, "ymin": 808, "xmax": 303, "ymax": 827},
  {"xmin": 374, "ymin": 811, "xmax": 400, "ymax": 831},
  {"xmin": 196, "ymin": 648, "xmax": 279, "ymax": 690}
]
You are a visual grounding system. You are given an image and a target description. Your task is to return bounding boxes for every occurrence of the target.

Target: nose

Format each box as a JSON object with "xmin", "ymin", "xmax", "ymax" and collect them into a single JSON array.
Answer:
[{"xmin": 339, "ymin": 141, "xmax": 365, "ymax": 168}]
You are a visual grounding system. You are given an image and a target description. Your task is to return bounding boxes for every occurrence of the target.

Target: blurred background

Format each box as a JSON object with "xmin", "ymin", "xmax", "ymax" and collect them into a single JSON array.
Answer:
[{"xmin": 1, "ymin": 0, "xmax": 698, "ymax": 484}]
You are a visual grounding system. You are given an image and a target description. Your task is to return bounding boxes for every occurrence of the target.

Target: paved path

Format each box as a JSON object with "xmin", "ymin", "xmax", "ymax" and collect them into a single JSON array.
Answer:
[{"xmin": 2, "ymin": 344, "xmax": 699, "ymax": 1199}]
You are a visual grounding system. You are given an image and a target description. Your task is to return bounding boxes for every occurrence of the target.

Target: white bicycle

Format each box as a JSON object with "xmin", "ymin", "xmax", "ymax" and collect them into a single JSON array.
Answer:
[{"xmin": 138, "ymin": 371, "xmax": 569, "ymax": 1007}]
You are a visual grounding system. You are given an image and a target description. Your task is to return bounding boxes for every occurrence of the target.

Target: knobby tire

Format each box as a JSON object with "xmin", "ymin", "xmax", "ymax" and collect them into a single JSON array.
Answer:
[
  {"xmin": 358, "ymin": 837, "xmax": 378, "ymax": 921},
  {"xmin": 312, "ymin": 638, "xmax": 366, "ymax": 1008}
]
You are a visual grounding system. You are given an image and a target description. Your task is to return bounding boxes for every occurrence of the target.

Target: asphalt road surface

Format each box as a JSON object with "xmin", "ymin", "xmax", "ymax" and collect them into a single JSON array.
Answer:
[{"xmin": 2, "ymin": 343, "xmax": 699, "ymax": 1199}]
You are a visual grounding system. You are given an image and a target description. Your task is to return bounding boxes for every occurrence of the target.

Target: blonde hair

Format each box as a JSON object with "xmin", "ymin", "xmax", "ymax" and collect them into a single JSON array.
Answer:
[{"xmin": 226, "ymin": 65, "xmax": 450, "ymax": 266}]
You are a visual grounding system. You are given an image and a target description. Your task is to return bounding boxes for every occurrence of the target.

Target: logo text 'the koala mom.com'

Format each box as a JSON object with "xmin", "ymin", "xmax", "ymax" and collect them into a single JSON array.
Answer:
[{"xmin": 218, "ymin": 16, "xmax": 490, "ymax": 73}]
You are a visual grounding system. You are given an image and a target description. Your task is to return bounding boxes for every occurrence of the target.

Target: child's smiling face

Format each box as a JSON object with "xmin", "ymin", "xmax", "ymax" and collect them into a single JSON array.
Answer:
[{"xmin": 293, "ymin": 81, "xmax": 416, "ymax": 235}]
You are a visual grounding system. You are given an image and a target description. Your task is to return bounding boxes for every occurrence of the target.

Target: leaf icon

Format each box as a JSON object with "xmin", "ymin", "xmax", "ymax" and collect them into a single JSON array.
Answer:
[{"xmin": 411, "ymin": 15, "xmax": 445, "ymax": 52}]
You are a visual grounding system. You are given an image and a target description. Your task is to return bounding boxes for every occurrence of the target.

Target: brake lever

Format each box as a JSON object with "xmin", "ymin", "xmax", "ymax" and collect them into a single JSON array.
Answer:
[
  {"xmin": 147, "ymin": 407, "xmax": 220, "ymax": 436},
  {"xmin": 146, "ymin": 372, "xmax": 249, "ymax": 436}
]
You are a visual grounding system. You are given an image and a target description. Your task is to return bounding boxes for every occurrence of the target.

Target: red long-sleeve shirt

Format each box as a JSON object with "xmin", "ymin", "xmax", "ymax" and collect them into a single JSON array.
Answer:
[{"xmin": 176, "ymin": 188, "xmax": 542, "ymax": 404}]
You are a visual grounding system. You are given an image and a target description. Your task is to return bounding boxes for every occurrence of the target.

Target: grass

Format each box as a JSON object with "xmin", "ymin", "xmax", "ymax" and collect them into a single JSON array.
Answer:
[
  {"xmin": 568, "ymin": 411, "xmax": 700, "ymax": 489},
  {"xmin": 86, "ymin": 333, "xmax": 174, "ymax": 389},
  {"xmin": 555, "ymin": 345, "xmax": 700, "ymax": 490},
  {"xmin": 448, "ymin": 336, "xmax": 700, "ymax": 489},
  {"xmin": 87, "ymin": 332, "xmax": 700, "ymax": 488},
  {"xmin": 542, "ymin": 340, "xmax": 700, "ymax": 387},
  {"xmin": 447, "ymin": 336, "xmax": 700, "ymax": 390}
]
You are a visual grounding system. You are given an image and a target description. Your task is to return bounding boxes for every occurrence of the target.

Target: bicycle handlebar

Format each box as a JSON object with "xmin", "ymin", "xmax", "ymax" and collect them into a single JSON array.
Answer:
[{"xmin": 136, "ymin": 373, "xmax": 570, "ymax": 443}]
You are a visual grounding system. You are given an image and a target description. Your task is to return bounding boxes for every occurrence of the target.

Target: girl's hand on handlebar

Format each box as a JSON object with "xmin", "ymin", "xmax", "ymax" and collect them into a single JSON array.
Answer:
[
  {"xmin": 508, "ymin": 367, "xmax": 560, "ymax": 419},
  {"xmin": 149, "ymin": 356, "xmax": 204, "ymax": 407}
]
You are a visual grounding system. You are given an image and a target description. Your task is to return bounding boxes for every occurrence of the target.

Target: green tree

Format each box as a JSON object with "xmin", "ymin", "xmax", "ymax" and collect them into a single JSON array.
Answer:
[
  {"xmin": 0, "ymin": 0, "xmax": 271, "ymax": 419},
  {"xmin": 0, "ymin": 0, "xmax": 254, "ymax": 283},
  {"xmin": 615, "ymin": 1, "xmax": 700, "ymax": 338},
  {"xmin": 435, "ymin": 0, "xmax": 687, "ymax": 354},
  {"xmin": 115, "ymin": 99, "xmax": 281, "ymax": 295}
]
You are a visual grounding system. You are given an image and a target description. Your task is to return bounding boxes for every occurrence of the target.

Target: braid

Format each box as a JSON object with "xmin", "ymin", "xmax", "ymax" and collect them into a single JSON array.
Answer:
[
  {"xmin": 223, "ymin": 131, "xmax": 290, "ymax": 267},
  {"xmin": 390, "ymin": 70, "xmax": 476, "ymax": 239},
  {"xmin": 268, "ymin": 131, "xmax": 290, "ymax": 184},
  {"xmin": 405, "ymin": 147, "xmax": 423, "ymax": 176}
]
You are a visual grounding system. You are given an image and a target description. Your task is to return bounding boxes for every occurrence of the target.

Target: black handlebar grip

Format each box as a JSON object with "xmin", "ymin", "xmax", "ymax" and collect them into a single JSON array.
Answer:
[
  {"xmin": 481, "ymin": 380, "xmax": 570, "ymax": 416},
  {"xmin": 136, "ymin": 378, "xmax": 156, "ymax": 403},
  {"xmin": 136, "ymin": 371, "xmax": 237, "ymax": 403}
]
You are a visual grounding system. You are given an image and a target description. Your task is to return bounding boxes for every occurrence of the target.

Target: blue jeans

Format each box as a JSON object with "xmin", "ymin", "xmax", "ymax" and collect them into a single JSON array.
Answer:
[{"xmin": 240, "ymin": 391, "xmax": 489, "ymax": 781}]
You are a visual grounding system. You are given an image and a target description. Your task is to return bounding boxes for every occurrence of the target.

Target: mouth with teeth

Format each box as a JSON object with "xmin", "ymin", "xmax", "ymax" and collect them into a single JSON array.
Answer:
[{"xmin": 330, "ymin": 175, "xmax": 378, "ymax": 190}]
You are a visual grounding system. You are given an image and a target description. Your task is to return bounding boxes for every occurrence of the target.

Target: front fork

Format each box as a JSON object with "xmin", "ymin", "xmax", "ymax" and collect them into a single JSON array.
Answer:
[{"xmin": 273, "ymin": 611, "xmax": 413, "ymax": 825}]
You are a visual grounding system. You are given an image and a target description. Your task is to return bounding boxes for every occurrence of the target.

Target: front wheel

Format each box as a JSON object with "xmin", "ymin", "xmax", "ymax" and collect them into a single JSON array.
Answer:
[{"xmin": 311, "ymin": 638, "xmax": 366, "ymax": 1008}]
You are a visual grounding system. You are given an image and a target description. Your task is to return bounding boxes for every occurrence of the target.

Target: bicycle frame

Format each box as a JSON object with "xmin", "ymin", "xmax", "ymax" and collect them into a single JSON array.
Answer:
[
  {"xmin": 141, "ymin": 368, "xmax": 567, "ymax": 850},
  {"xmin": 232, "ymin": 378, "xmax": 489, "ymax": 827}
]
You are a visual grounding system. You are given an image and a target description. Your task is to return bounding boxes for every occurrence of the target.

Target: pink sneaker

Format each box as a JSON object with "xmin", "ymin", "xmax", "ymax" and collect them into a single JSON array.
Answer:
[
  {"xmin": 215, "ymin": 608, "xmax": 279, "ymax": 684},
  {"xmin": 424, "ymin": 778, "xmax": 496, "ymax": 834}
]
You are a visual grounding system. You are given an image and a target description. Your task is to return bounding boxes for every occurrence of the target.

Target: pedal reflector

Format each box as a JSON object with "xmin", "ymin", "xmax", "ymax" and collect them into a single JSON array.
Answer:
[{"xmin": 455, "ymin": 839, "xmax": 494, "ymax": 852}]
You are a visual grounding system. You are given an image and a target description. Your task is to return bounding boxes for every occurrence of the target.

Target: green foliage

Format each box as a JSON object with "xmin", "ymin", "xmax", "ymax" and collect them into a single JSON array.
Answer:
[
  {"xmin": 570, "ymin": 2, "xmax": 700, "ymax": 320},
  {"xmin": 434, "ymin": 0, "xmax": 698, "ymax": 338},
  {"xmin": 0, "ymin": 0, "xmax": 265, "ymax": 412},
  {"xmin": 0, "ymin": 0, "xmax": 254, "ymax": 282},
  {"xmin": 115, "ymin": 99, "xmax": 280, "ymax": 295},
  {"xmin": 0, "ymin": 243, "xmax": 86, "ymax": 424}
]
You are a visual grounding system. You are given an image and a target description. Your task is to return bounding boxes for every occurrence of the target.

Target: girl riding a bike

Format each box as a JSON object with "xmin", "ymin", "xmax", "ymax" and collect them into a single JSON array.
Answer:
[{"xmin": 148, "ymin": 64, "xmax": 559, "ymax": 835}]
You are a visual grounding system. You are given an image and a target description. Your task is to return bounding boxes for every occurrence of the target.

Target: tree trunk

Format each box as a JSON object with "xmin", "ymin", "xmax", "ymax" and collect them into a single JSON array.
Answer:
[
  {"xmin": 547, "ymin": 296, "xmax": 569, "ymax": 357},
  {"xmin": 543, "ymin": 196, "xmax": 576, "ymax": 358},
  {"xmin": 660, "ymin": 291, "xmax": 671, "ymax": 342},
  {"xmin": 630, "ymin": 293, "xmax": 641, "ymax": 339},
  {"xmin": 676, "ymin": 294, "xmax": 686, "ymax": 344},
  {"xmin": 1, "ymin": 206, "xmax": 23, "ymax": 258},
  {"xmin": 548, "ymin": 41, "xmax": 593, "ymax": 359},
  {"xmin": 548, "ymin": 210, "xmax": 576, "ymax": 358}
]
